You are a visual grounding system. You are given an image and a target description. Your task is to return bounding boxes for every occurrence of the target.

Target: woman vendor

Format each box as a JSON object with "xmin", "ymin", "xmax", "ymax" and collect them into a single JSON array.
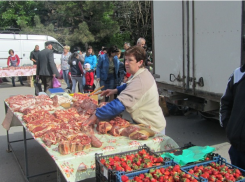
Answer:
[{"xmin": 82, "ymin": 46, "xmax": 166, "ymax": 134}]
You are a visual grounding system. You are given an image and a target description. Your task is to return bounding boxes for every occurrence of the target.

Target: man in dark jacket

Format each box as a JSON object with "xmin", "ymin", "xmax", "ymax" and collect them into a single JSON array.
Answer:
[
  {"xmin": 220, "ymin": 64, "xmax": 245, "ymax": 169},
  {"xmin": 36, "ymin": 42, "xmax": 59, "ymax": 92},
  {"xmin": 30, "ymin": 45, "xmax": 40, "ymax": 65}
]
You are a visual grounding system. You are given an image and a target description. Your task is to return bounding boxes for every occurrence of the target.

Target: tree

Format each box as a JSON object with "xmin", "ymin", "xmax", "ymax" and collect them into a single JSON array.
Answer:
[
  {"xmin": 115, "ymin": 1, "xmax": 152, "ymax": 47},
  {"xmin": 0, "ymin": 1, "xmax": 37, "ymax": 28}
]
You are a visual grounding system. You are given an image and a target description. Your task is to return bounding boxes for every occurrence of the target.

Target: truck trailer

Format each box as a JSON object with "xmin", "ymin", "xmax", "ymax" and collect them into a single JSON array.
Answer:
[{"xmin": 152, "ymin": 1, "xmax": 245, "ymax": 119}]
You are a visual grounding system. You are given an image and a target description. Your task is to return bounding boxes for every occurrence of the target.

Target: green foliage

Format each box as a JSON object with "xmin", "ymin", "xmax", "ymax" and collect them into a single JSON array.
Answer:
[{"xmin": 0, "ymin": 1, "xmax": 152, "ymax": 51}]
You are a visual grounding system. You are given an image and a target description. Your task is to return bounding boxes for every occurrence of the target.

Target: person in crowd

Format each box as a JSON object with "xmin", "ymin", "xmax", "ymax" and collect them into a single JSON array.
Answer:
[
  {"xmin": 96, "ymin": 45, "xmax": 120, "ymax": 102},
  {"xmin": 136, "ymin": 37, "xmax": 151, "ymax": 69},
  {"xmin": 30, "ymin": 45, "xmax": 40, "ymax": 65},
  {"xmin": 82, "ymin": 46, "xmax": 166, "ymax": 134},
  {"xmin": 68, "ymin": 52, "xmax": 84, "ymax": 93},
  {"xmin": 124, "ymin": 42, "xmax": 131, "ymax": 50},
  {"xmin": 36, "ymin": 42, "xmax": 59, "ymax": 92},
  {"xmin": 7, "ymin": 49, "xmax": 24, "ymax": 87},
  {"xmin": 84, "ymin": 46, "xmax": 97, "ymax": 70},
  {"xmin": 61, "ymin": 45, "xmax": 71, "ymax": 89},
  {"xmin": 74, "ymin": 47, "xmax": 85, "ymax": 64},
  {"xmin": 98, "ymin": 46, "xmax": 105, "ymax": 57},
  {"xmin": 102, "ymin": 47, "xmax": 107, "ymax": 55},
  {"xmin": 220, "ymin": 65, "xmax": 245, "ymax": 169},
  {"xmin": 123, "ymin": 72, "xmax": 131, "ymax": 83},
  {"xmin": 84, "ymin": 63, "xmax": 94, "ymax": 93},
  {"xmin": 84, "ymin": 46, "xmax": 97, "ymax": 87}
]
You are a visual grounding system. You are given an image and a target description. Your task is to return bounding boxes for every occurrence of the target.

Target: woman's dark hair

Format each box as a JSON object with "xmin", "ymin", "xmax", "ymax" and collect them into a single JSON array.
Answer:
[
  {"xmin": 9, "ymin": 49, "xmax": 14, "ymax": 54},
  {"xmin": 107, "ymin": 45, "xmax": 119, "ymax": 57},
  {"xmin": 86, "ymin": 46, "xmax": 94, "ymax": 56},
  {"xmin": 71, "ymin": 52, "xmax": 79, "ymax": 60},
  {"xmin": 124, "ymin": 46, "xmax": 146, "ymax": 66}
]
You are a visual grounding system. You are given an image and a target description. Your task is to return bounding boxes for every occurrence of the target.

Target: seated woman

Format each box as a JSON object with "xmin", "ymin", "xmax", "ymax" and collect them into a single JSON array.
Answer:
[{"xmin": 82, "ymin": 46, "xmax": 166, "ymax": 134}]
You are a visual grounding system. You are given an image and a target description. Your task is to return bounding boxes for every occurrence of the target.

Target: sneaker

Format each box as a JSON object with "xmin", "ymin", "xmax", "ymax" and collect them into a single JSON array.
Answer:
[{"xmin": 21, "ymin": 83, "xmax": 24, "ymax": 86}]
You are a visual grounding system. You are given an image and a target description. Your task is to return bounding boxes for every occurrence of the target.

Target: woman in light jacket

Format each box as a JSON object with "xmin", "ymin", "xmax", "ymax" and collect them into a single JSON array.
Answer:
[
  {"xmin": 61, "ymin": 45, "xmax": 71, "ymax": 89},
  {"xmin": 96, "ymin": 45, "xmax": 120, "ymax": 102}
]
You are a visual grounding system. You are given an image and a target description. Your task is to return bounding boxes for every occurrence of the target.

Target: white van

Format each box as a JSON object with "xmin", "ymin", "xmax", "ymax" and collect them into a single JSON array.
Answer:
[{"xmin": 0, "ymin": 34, "xmax": 63, "ymax": 68}]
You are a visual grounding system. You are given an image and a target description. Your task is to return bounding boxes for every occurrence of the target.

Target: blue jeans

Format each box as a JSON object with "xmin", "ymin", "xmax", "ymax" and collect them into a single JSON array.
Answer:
[
  {"xmin": 71, "ymin": 76, "xmax": 83, "ymax": 93},
  {"xmin": 62, "ymin": 70, "xmax": 70, "ymax": 88},
  {"xmin": 100, "ymin": 73, "xmax": 115, "ymax": 102}
]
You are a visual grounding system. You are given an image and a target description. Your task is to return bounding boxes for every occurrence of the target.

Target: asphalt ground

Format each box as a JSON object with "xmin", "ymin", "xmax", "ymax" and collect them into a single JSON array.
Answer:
[{"xmin": 0, "ymin": 79, "xmax": 230, "ymax": 182}]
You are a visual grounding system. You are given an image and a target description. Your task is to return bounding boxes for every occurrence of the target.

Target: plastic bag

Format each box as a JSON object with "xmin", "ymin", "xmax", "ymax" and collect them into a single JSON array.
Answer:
[
  {"xmin": 161, "ymin": 146, "xmax": 215, "ymax": 166},
  {"xmin": 53, "ymin": 77, "xmax": 61, "ymax": 88}
]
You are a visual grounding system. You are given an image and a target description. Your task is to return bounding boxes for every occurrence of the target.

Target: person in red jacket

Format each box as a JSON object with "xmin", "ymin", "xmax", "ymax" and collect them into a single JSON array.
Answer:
[{"xmin": 84, "ymin": 63, "xmax": 94, "ymax": 93}]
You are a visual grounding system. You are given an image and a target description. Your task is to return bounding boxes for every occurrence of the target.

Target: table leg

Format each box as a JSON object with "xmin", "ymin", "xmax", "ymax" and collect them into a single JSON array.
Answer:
[
  {"xmin": 23, "ymin": 127, "xmax": 29, "ymax": 179},
  {"xmin": 6, "ymin": 130, "xmax": 12, "ymax": 153},
  {"xmin": 57, "ymin": 167, "xmax": 62, "ymax": 182}
]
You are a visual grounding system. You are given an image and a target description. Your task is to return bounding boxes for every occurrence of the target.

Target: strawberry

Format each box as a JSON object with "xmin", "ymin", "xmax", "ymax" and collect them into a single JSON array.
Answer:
[
  {"xmin": 121, "ymin": 175, "xmax": 129, "ymax": 182},
  {"xmin": 184, "ymin": 174, "xmax": 192, "ymax": 179},
  {"xmin": 182, "ymin": 178, "xmax": 190, "ymax": 182},
  {"xmin": 156, "ymin": 157, "xmax": 164, "ymax": 163},
  {"xmin": 173, "ymin": 165, "xmax": 180, "ymax": 172},
  {"xmin": 113, "ymin": 155, "xmax": 120, "ymax": 161},
  {"xmin": 139, "ymin": 173, "xmax": 145, "ymax": 179},
  {"xmin": 188, "ymin": 169, "xmax": 194, "ymax": 174},
  {"xmin": 100, "ymin": 158, "xmax": 106, "ymax": 165}
]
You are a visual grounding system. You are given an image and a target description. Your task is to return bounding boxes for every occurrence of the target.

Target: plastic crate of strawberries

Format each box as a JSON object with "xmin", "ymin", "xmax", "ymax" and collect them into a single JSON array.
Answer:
[
  {"xmin": 95, "ymin": 144, "xmax": 169, "ymax": 182},
  {"xmin": 181, "ymin": 156, "xmax": 245, "ymax": 182},
  {"xmin": 116, "ymin": 161, "xmax": 198, "ymax": 182}
]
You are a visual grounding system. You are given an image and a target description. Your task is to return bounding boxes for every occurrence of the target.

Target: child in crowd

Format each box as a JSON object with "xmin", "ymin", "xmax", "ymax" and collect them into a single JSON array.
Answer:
[
  {"xmin": 84, "ymin": 63, "xmax": 94, "ymax": 93},
  {"xmin": 123, "ymin": 72, "xmax": 131, "ymax": 84}
]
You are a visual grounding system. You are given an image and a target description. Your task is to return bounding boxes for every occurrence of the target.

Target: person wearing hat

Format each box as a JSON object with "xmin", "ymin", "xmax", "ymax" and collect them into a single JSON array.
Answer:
[
  {"xmin": 36, "ymin": 42, "xmax": 60, "ymax": 92},
  {"xmin": 84, "ymin": 63, "xmax": 94, "ymax": 93},
  {"xmin": 96, "ymin": 45, "xmax": 120, "ymax": 102}
]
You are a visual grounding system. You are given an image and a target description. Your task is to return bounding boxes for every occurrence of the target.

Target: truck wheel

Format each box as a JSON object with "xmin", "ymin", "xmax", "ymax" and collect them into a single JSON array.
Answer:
[{"xmin": 5, "ymin": 77, "xmax": 19, "ymax": 82}]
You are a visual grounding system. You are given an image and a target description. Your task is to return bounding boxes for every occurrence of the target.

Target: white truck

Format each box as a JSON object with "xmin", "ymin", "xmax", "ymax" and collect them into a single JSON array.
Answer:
[
  {"xmin": 0, "ymin": 33, "xmax": 63, "ymax": 68},
  {"xmin": 152, "ymin": 1, "xmax": 244, "ymax": 119}
]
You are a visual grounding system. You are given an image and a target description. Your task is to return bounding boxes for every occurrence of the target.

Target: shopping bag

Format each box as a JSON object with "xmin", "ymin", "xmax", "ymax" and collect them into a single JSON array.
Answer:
[
  {"xmin": 53, "ymin": 77, "xmax": 61, "ymax": 88},
  {"xmin": 34, "ymin": 79, "xmax": 42, "ymax": 96}
]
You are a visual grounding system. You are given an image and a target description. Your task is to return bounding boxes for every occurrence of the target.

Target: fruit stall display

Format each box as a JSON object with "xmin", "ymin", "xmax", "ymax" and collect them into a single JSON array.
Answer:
[
  {"xmin": 95, "ymin": 145, "xmax": 169, "ymax": 182},
  {"xmin": 116, "ymin": 155, "xmax": 245, "ymax": 182}
]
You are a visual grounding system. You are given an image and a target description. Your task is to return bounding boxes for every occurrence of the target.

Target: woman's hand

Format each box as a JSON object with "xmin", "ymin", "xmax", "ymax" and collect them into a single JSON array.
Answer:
[
  {"xmin": 100, "ymin": 89, "xmax": 118, "ymax": 97},
  {"xmin": 82, "ymin": 113, "xmax": 98, "ymax": 127}
]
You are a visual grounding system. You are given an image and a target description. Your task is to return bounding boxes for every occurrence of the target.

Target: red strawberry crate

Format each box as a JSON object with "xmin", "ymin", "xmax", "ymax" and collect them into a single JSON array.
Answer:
[
  {"xmin": 116, "ymin": 161, "xmax": 196, "ymax": 182},
  {"xmin": 181, "ymin": 156, "xmax": 245, "ymax": 182},
  {"xmin": 95, "ymin": 144, "xmax": 169, "ymax": 182}
]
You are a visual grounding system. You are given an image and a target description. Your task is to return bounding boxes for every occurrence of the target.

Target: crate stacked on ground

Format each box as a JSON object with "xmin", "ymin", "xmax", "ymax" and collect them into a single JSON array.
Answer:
[
  {"xmin": 181, "ymin": 156, "xmax": 245, "ymax": 182},
  {"xmin": 116, "ymin": 161, "xmax": 198, "ymax": 182},
  {"xmin": 95, "ymin": 144, "xmax": 169, "ymax": 182}
]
